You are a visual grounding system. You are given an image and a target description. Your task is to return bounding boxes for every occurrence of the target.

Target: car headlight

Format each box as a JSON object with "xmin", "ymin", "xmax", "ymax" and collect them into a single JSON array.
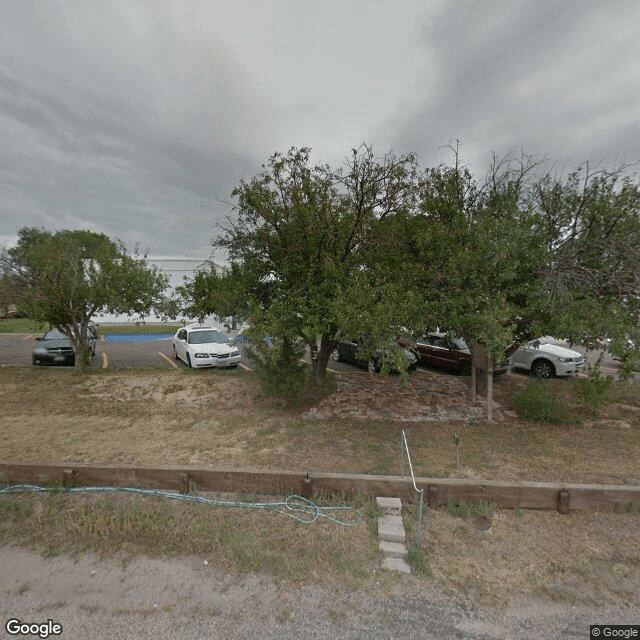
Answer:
[{"xmin": 557, "ymin": 356, "xmax": 572, "ymax": 362}]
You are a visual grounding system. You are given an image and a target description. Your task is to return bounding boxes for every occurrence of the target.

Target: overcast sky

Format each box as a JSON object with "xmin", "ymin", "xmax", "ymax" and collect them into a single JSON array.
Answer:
[{"xmin": 1, "ymin": 0, "xmax": 639, "ymax": 261}]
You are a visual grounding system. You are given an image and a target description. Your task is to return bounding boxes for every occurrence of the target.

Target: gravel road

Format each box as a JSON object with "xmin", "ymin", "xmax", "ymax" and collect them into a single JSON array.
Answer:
[{"xmin": 2, "ymin": 546, "xmax": 637, "ymax": 639}]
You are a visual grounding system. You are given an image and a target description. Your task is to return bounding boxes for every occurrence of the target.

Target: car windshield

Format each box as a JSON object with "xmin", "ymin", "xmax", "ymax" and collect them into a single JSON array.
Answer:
[
  {"xmin": 43, "ymin": 329, "xmax": 68, "ymax": 340},
  {"xmin": 188, "ymin": 330, "xmax": 228, "ymax": 345},
  {"xmin": 530, "ymin": 338, "xmax": 552, "ymax": 347},
  {"xmin": 451, "ymin": 337, "xmax": 469, "ymax": 350}
]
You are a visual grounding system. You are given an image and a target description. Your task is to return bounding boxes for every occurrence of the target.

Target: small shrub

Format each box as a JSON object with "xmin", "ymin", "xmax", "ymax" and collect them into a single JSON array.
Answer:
[
  {"xmin": 247, "ymin": 337, "xmax": 310, "ymax": 407},
  {"xmin": 572, "ymin": 362, "xmax": 613, "ymax": 413},
  {"xmin": 513, "ymin": 379, "xmax": 574, "ymax": 423}
]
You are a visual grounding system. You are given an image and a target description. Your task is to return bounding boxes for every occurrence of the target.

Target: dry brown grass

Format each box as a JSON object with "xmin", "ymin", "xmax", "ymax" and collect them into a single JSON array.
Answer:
[
  {"xmin": 1, "ymin": 365, "xmax": 639, "ymax": 608},
  {"xmin": 0, "ymin": 490, "xmax": 380, "ymax": 592},
  {"xmin": 1, "ymin": 366, "xmax": 639, "ymax": 484},
  {"xmin": 415, "ymin": 507, "xmax": 640, "ymax": 610}
]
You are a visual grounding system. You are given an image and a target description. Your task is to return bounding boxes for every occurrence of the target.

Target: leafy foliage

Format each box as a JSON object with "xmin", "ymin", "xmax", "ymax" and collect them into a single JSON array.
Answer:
[
  {"xmin": 533, "ymin": 163, "xmax": 640, "ymax": 348},
  {"xmin": 2, "ymin": 228, "xmax": 170, "ymax": 370},
  {"xmin": 187, "ymin": 145, "xmax": 420, "ymax": 382},
  {"xmin": 245, "ymin": 335, "xmax": 310, "ymax": 407},
  {"xmin": 572, "ymin": 362, "xmax": 614, "ymax": 412},
  {"xmin": 405, "ymin": 147, "xmax": 547, "ymax": 360},
  {"xmin": 178, "ymin": 141, "xmax": 640, "ymax": 397},
  {"xmin": 513, "ymin": 379, "xmax": 575, "ymax": 424}
]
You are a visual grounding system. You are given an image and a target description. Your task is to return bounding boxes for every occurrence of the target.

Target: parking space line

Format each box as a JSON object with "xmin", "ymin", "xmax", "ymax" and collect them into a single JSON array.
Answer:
[
  {"xmin": 238, "ymin": 362, "xmax": 252, "ymax": 371},
  {"xmin": 414, "ymin": 366, "xmax": 448, "ymax": 377},
  {"xmin": 158, "ymin": 352, "xmax": 179, "ymax": 369},
  {"xmin": 23, "ymin": 334, "xmax": 33, "ymax": 340},
  {"xmin": 298, "ymin": 356, "xmax": 342, "ymax": 374},
  {"xmin": 101, "ymin": 352, "xmax": 109, "ymax": 368}
]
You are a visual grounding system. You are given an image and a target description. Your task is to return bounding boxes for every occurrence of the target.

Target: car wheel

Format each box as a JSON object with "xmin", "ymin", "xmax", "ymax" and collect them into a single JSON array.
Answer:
[
  {"xmin": 367, "ymin": 359, "xmax": 377, "ymax": 374},
  {"xmin": 332, "ymin": 347, "xmax": 341, "ymax": 362},
  {"xmin": 173, "ymin": 345, "xmax": 179, "ymax": 360},
  {"xmin": 531, "ymin": 359, "xmax": 555, "ymax": 379},
  {"xmin": 186, "ymin": 353, "xmax": 192, "ymax": 368}
]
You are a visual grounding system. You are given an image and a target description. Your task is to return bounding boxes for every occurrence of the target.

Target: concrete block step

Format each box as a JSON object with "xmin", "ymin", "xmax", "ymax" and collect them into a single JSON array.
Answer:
[
  {"xmin": 378, "ymin": 516, "xmax": 405, "ymax": 543},
  {"xmin": 376, "ymin": 496, "xmax": 402, "ymax": 516},
  {"xmin": 383, "ymin": 556, "xmax": 411, "ymax": 574},
  {"xmin": 379, "ymin": 540, "xmax": 407, "ymax": 559}
]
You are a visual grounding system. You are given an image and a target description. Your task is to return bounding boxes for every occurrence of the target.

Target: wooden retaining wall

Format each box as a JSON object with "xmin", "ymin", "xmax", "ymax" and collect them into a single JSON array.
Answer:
[{"xmin": 1, "ymin": 461, "xmax": 638, "ymax": 514}]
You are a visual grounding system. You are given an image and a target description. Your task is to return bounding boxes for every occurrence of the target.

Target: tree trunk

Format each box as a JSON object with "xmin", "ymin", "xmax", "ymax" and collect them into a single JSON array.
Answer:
[
  {"xmin": 305, "ymin": 336, "xmax": 319, "ymax": 379},
  {"xmin": 314, "ymin": 333, "xmax": 333, "ymax": 383},
  {"xmin": 74, "ymin": 339, "xmax": 92, "ymax": 372}
]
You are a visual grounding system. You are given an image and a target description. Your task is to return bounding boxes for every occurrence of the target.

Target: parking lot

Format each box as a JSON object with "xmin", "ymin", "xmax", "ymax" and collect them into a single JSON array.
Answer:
[
  {"xmin": 0, "ymin": 331, "xmax": 632, "ymax": 380},
  {"xmin": 0, "ymin": 332, "xmax": 371, "ymax": 374}
]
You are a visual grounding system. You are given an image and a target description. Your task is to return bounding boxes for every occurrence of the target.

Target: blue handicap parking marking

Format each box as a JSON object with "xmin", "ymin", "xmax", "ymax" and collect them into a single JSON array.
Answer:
[{"xmin": 103, "ymin": 334, "xmax": 174, "ymax": 342}]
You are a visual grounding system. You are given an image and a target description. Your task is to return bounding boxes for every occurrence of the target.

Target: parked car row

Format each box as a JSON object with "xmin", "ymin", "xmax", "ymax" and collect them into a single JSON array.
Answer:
[
  {"xmin": 29, "ymin": 321, "xmax": 587, "ymax": 379},
  {"xmin": 334, "ymin": 330, "xmax": 585, "ymax": 379}
]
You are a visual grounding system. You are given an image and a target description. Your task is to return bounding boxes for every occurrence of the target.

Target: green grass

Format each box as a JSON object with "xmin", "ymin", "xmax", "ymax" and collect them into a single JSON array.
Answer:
[
  {"xmin": 0, "ymin": 318, "xmax": 181, "ymax": 335},
  {"xmin": 0, "ymin": 318, "xmax": 47, "ymax": 333},
  {"xmin": 95, "ymin": 323, "xmax": 182, "ymax": 335},
  {"xmin": 444, "ymin": 496, "xmax": 496, "ymax": 519}
]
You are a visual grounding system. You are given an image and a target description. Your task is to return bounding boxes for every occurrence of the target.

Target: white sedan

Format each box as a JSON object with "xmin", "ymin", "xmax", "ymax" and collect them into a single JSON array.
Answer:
[
  {"xmin": 172, "ymin": 324, "xmax": 241, "ymax": 369},
  {"xmin": 510, "ymin": 338, "xmax": 585, "ymax": 378}
]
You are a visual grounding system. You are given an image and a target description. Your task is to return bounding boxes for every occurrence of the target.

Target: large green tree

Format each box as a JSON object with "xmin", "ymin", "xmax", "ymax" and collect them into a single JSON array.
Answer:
[
  {"xmin": 533, "ymin": 162, "xmax": 640, "ymax": 355},
  {"xmin": 385, "ymin": 146, "xmax": 547, "ymax": 363},
  {"xmin": 188, "ymin": 145, "xmax": 419, "ymax": 382},
  {"xmin": 2, "ymin": 228, "xmax": 170, "ymax": 370},
  {"xmin": 404, "ymin": 149, "xmax": 640, "ymax": 367},
  {"xmin": 186, "ymin": 142, "xmax": 640, "ymax": 392}
]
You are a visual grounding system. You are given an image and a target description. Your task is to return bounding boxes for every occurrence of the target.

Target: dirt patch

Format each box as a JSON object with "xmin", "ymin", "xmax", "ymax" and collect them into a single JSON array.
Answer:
[{"xmin": 303, "ymin": 370, "xmax": 519, "ymax": 422}]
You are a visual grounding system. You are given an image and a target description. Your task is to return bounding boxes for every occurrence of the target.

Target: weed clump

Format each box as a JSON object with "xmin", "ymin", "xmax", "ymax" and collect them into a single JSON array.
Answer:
[
  {"xmin": 444, "ymin": 496, "xmax": 496, "ymax": 519},
  {"xmin": 246, "ymin": 336, "xmax": 310, "ymax": 407},
  {"xmin": 513, "ymin": 379, "xmax": 574, "ymax": 423},
  {"xmin": 572, "ymin": 362, "xmax": 613, "ymax": 412}
]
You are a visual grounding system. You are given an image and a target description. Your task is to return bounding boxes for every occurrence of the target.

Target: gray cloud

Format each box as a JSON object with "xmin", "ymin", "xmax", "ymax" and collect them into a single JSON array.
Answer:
[
  {"xmin": 1, "ymin": 0, "xmax": 639, "ymax": 260},
  {"xmin": 392, "ymin": 0, "xmax": 640, "ymax": 171}
]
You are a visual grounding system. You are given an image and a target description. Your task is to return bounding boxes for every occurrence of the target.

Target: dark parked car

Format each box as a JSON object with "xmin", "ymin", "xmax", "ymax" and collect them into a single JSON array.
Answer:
[
  {"xmin": 332, "ymin": 337, "xmax": 418, "ymax": 373},
  {"xmin": 396, "ymin": 332, "xmax": 509, "ymax": 376},
  {"xmin": 32, "ymin": 326, "xmax": 98, "ymax": 366}
]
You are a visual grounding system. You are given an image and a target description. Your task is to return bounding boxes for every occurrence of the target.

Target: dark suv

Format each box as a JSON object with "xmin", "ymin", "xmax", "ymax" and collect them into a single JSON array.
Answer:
[
  {"xmin": 332, "ymin": 336, "xmax": 417, "ymax": 373},
  {"xmin": 396, "ymin": 332, "xmax": 509, "ymax": 376},
  {"xmin": 32, "ymin": 325, "xmax": 98, "ymax": 366}
]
